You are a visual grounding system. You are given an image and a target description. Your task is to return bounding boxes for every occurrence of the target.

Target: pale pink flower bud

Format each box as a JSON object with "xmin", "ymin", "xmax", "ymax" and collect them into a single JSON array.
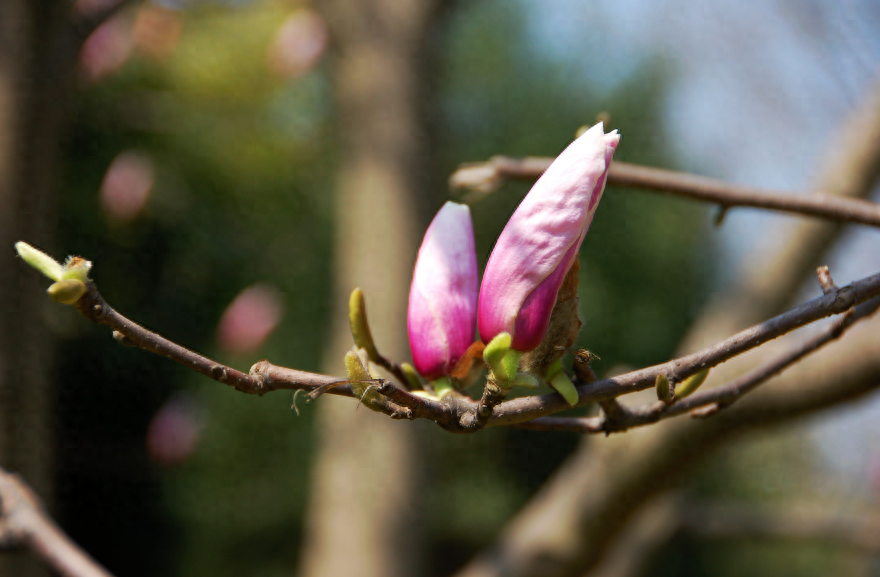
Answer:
[
  {"xmin": 478, "ymin": 122, "xmax": 620, "ymax": 351},
  {"xmin": 407, "ymin": 202, "xmax": 479, "ymax": 380}
]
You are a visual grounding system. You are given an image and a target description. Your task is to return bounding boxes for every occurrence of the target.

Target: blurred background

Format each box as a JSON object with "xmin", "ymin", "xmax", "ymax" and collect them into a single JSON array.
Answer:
[{"xmin": 1, "ymin": 0, "xmax": 880, "ymax": 576}]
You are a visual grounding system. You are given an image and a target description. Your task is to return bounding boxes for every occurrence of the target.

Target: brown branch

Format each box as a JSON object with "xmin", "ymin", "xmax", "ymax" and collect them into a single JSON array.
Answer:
[
  {"xmin": 461, "ymin": 378, "xmax": 507, "ymax": 431},
  {"xmin": 454, "ymin": 321, "xmax": 880, "ymax": 577},
  {"xmin": 72, "ymin": 282, "xmax": 345, "ymax": 396},
  {"xmin": 372, "ymin": 355, "xmax": 414, "ymax": 391},
  {"xmin": 70, "ymin": 282, "xmax": 442, "ymax": 423},
  {"xmin": 677, "ymin": 77, "xmax": 880, "ymax": 359},
  {"xmin": 487, "ymin": 270, "xmax": 880, "ymax": 428},
  {"xmin": 519, "ymin": 297, "xmax": 879, "ymax": 433},
  {"xmin": 60, "ymin": 268, "xmax": 880, "ymax": 433},
  {"xmin": 0, "ymin": 466, "xmax": 115, "ymax": 577},
  {"xmin": 450, "ymin": 158, "xmax": 880, "ymax": 229},
  {"xmin": 458, "ymin": 81, "xmax": 880, "ymax": 577}
]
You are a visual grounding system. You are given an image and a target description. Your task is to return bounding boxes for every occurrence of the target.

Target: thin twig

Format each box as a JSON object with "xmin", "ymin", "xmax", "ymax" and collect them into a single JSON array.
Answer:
[
  {"xmin": 459, "ymin": 378, "xmax": 507, "ymax": 431},
  {"xmin": 69, "ymin": 284, "xmax": 420, "ymax": 422},
  {"xmin": 488, "ymin": 271, "xmax": 880, "ymax": 428},
  {"xmin": 0, "ymin": 467, "xmax": 115, "ymax": 577},
  {"xmin": 375, "ymin": 381, "xmax": 457, "ymax": 425},
  {"xmin": 517, "ymin": 298, "xmax": 879, "ymax": 433},
  {"xmin": 450, "ymin": 158, "xmax": 880, "ymax": 229},
  {"xmin": 817, "ymin": 265, "xmax": 838, "ymax": 295},
  {"xmin": 64, "ymin": 271, "xmax": 880, "ymax": 433},
  {"xmin": 372, "ymin": 355, "xmax": 414, "ymax": 391}
]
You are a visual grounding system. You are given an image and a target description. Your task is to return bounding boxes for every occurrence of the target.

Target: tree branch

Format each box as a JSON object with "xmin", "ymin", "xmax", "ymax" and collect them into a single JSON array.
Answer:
[
  {"xmin": 453, "ymin": 316, "xmax": 880, "ymax": 577},
  {"xmin": 676, "ymin": 76, "xmax": 880, "ymax": 350},
  {"xmin": 450, "ymin": 158, "xmax": 880, "ymax": 229},
  {"xmin": 486, "ymin": 270, "xmax": 880, "ymax": 428},
  {"xmin": 55, "ymin": 266, "xmax": 880, "ymax": 434},
  {"xmin": 0, "ymin": 466, "xmax": 115, "ymax": 577},
  {"xmin": 459, "ymin": 79, "xmax": 880, "ymax": 577},
  {"xmin": 518, "ymin": 297, "xmax": 879, "ymax": 433}
]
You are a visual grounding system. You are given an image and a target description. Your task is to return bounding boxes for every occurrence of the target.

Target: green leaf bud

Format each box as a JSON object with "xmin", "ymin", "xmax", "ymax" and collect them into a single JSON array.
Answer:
[
  {"xmin": 15, "ymin": 242, "xmax": 63, "ymax": 281},
  {"xmin": 549, "ymin": 371, "xmax": 579, "ymax": 406},
  {"xmin": 344, "ymin": 348, "xmax": 374, "ymax": 399},
  {"xmin": 676, "ymin": 369, "xmax": 709, "ymax": 399},
  {"xmin": 512, "ymin": 373, "xmax": 539, "ymax": 389},
  {"xmin": 400, "ymin": 362, "xmax": 423, "ymax": 390},
  {"xmin": 61, "ymin": 256, "xmax": 93, "ymax": 282},
  {"xmin": 431, "ymin": 376, "xmax": 454, "ymax": 399},
  {"xmin": 483, "ymin": 332, "xmax": 512, "ymax": 380},
  {"xmin": 655, "ymin": 373, "xmax": 671, "ymax": 403},
  {"xmin": 545, "ymin": 358, "xmax": 565, "ymax": 381},
  {"xmin": 47, "ymin": 279, "xmax": 87, "ymax": 304},
  {"xmin": 348, "ymin": 288, "xmax": 381, "ymax": 361}
]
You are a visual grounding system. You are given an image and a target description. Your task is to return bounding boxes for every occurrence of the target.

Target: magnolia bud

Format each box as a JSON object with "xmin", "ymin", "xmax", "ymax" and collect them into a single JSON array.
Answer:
[
  {"xmin": 478, "ymin": 123, "xmax": 619, "ymax": 351},
  {"xmin": 407, "ymin": 202, "xmax": 479, "ymax": 380}
]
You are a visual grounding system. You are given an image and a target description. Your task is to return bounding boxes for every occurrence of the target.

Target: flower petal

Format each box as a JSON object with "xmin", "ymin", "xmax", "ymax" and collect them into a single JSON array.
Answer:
[
  {"xmin": 408, "ymin": 202, "xmax": 479, "ymax": 378},
  {"xmin": 407, "ymin": 284, "xmax": 448, "ymax": 378},
  {"xmin": 479, "ymin": 123, "xmax": 619, "ymax": 349}
]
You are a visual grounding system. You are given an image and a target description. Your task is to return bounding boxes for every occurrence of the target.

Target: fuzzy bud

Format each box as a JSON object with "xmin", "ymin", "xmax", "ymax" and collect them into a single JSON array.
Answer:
[
  {"xmin": 407, "ymin": 202, "xmax": 479, "ymax": 380},
  {"xmin": 478, "ymin": 123, "xmax": 619, "ymax": 351}
]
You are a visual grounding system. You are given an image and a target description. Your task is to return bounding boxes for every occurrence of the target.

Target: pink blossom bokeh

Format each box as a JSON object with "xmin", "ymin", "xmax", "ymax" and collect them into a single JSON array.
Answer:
[
  {"xmin": 216, "ymin": 284, "xmax": 284, "ymax": 355},
  {"xmin": 267, "ymin": 9, "xmax": 328, "ymax": 80},
  {"xmin": 99, "ymin": 150, "xmax": 155, "ymax": 222}
]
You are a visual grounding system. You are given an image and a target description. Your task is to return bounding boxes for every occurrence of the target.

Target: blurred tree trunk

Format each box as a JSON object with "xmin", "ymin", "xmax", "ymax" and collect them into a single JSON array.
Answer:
[
  {"xmin": 299, "ymin": 2, "xmax": 448, "ymax": 577},
  {"xmin": 0, "ymin": 1, "xmax": 77, "ymax": 574}
]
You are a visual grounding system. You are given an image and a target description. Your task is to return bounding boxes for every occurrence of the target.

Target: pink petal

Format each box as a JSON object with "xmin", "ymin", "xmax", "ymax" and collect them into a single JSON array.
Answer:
[
  {"xmin": 407, "ymin": 286, "xmax": 448, "ymax": 379},
  {"xmin": 407, "ymin": 202, "xmax": 479, "ymax": 379},
  {"xmin": 478, "ymin": 123, "xmax": 619, "ymax": 349},
  {"xmin": 511, "ymin": 241, "xmax": 580, "ymax": 350}
]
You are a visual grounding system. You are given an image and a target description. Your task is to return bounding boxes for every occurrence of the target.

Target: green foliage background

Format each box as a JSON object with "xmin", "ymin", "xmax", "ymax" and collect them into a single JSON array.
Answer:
[{"xmin": 52, "ymin": 1, "xmax": 834, "ymax": 576}]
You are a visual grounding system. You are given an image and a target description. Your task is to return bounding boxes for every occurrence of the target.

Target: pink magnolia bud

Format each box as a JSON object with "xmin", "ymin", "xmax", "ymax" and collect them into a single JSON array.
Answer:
[
  {"xmin": 407, "ymin": 202, "xmax": 479, "ymax": 380},
  {"xmin": 478, "ymin": 122, "xmax": 620, "ymax": 351}
]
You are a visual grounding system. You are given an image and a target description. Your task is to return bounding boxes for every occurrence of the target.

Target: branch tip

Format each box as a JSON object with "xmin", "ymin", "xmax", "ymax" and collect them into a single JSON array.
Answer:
[{"xmin": 817, "ymin": 265, "xmax": 838, "ymax": 295}]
